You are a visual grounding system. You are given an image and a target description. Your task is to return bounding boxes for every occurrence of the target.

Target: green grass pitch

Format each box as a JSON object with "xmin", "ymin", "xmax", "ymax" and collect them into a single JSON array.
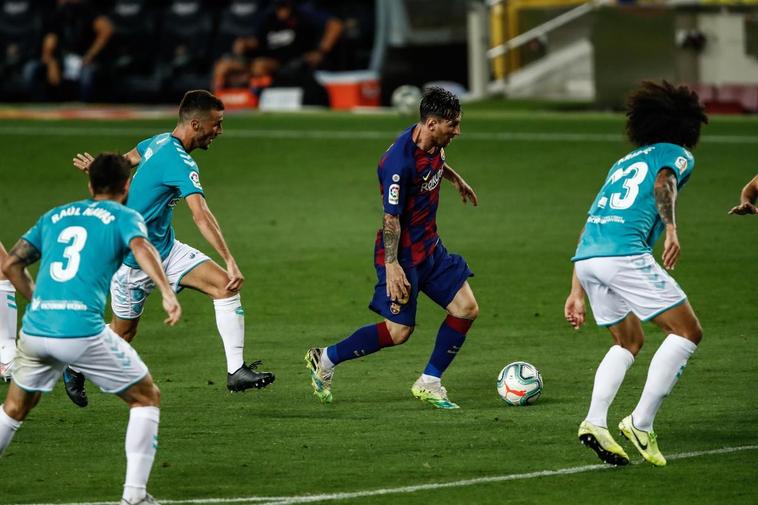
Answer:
[{"xmin": 0, "ymin": 109, "xmax": 756, "ymax": 504}]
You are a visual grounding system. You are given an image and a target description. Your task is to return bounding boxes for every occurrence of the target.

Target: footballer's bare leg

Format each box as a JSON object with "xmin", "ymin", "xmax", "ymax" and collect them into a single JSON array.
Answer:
[
  {"xmin": 413, "ymin": 282, "xmax": 478, "ymax": 410},
  {"xmin": 577, "ymin": 314, "xmax": 640, "ymax": 465},
  {"xmin": 585, "ymin": 313, "xmax": 643, "ymax": 425},
  {"xmin": 623, "ymin": 300, "xmax": 702, "ymax": 465},
  {"xmin": 180, "ymin": 260, "xmax": 274, "ymax": 391},
  {"xmin": 111, "ymin": 315, "xmax": 143, "ymax": 343},
  {"xmin": 608, "ymin": 313, "xmax": 645, "ymax": 356},
  {"xmin": 0, "ymin": 383, "xmax": 41, "ymax": 455},
  {"xmin": 651, "ymin": 301, "xmax": 703, "ymax": 345}
]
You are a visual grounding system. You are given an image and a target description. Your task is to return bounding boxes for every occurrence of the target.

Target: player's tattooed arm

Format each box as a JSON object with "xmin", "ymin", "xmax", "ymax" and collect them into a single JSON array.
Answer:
[
  {"xmin": 2, "ymin": 239, "xmax": 38, "ymax": 300},
  {"xmin": 383, "ymin": 213, "xmax": 410, "ymax": 302},
  {"xmin": 654, "ymin": 168, "xmax": 681, "ymax": 270},
  {"xmin": 383, "ymin": 213, "xmax": 401, "ymax": 263},
  {"xmin": 654, "ymin": 168, "xmax": 678, "ymax": 226}
]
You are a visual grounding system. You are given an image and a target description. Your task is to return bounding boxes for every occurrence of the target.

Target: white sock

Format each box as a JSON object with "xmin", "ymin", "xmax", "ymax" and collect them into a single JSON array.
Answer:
[
  {"xmin": 0, "ymin": 405, "xmax": 22, "ymax": 456},
  {"xmin": 632, "ymin": 334, "xmax": 697, "ymax": 431},
  {"xmin": 213, "ymin": 295, "xmax": 245, "ymax": 374},
  {"xmin": 123, "ymin": 406, "xmax": 160, "ymax": 502},
  {"xmin": 420, "ymin": 373, "xmax": 441, "ymax": 385},
  {"xmin": 320, "ymin": 349, "xmax": 335, "ymax": 371},
  {"xmin": 585, "ymin": 345, "xmax": 635, "ymax": 428},
  {"xmin": 0, "ymin": 280, "xmax": 17, "ymax": 364}
]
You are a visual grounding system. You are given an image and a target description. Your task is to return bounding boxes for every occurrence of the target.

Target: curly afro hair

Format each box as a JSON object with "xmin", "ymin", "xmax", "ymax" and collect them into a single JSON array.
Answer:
[{"xmin": 625, "ymin": 81, "xmax": 708, "ymax": 149}]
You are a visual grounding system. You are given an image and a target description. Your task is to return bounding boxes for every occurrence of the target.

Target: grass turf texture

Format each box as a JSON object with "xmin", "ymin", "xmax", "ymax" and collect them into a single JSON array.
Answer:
[{"xmin": 0, "ymin": 110, "xmax": 756, "ymax": 504}]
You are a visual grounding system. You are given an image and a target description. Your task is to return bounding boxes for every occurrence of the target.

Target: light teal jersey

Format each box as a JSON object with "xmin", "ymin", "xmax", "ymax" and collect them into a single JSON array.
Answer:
[
  {"xmin": 573, "ymin": 143, "xmax": 695, "ymax": 261},
  {"xmin": 21, "ymin": 199, "xmax": 148, "ymax": 338},
  {"xmin": 123, "ymin": 132, "xmax": 205, "ymax": 268}
]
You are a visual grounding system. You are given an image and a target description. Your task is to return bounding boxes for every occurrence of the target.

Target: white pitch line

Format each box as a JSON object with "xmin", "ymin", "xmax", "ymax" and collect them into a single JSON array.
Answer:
[
  {"xmin": 7, "ymin": 445, "xmax": 757, "ymax": 505},
  {"xmin": 0, "ymin": 125, "xmax": 756, "ymax": 144}
]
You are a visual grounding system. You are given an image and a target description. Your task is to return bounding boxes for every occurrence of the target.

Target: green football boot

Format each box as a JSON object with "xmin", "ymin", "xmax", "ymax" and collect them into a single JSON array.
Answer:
[
  {"xmin": 305, "ymin": 348, "xmax": 333, "ymax": 404},
  {"xmin": 619, "ymin": 415, "xmax": 667, "ymax": 467},
  {"xmin": 578, "ymin": 420, "xmax": 630, "ymax": 466},
  {"xmin": 411, "ymin": 378, "xmax": 460, "ymax": 409}
]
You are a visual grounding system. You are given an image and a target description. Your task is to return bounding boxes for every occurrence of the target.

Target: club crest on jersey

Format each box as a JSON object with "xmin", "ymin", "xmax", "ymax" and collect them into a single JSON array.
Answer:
[
  {"xmin": 390, "ymin": 302, "xmax": 401, "ymax": 314},
  {"xmin": 388, "ymin": 184, "xmax": 400, "ymax": 205},
  {"xmin": 189, "ymin": 171, "xmax": 202, "ymax": 190},
  {"xmin": 421, "ymin": 169, "xmax": 443, "ymax": 192},
  {"xmin": 675, "ymin": 156, "xmax": 688, "ymax": 174}
]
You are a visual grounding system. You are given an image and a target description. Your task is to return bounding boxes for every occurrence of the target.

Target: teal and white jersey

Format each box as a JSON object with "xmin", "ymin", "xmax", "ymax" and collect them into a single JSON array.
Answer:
[
  {"xmin": 21, "ymin": 199, "xmax": 148, "ymax": 338},
  {"xmin": 573, "ymin": 143, "xmax": 695, "ymax": 261},
  {"xmin": 123, "ymin": 132, "xmax": 205, "ymax": 268}
]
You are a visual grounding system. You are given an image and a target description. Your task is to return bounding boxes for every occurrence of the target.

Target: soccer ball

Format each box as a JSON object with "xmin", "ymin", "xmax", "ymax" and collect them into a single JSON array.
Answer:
[
  {"xmin": 497, "ymin": 361, "xmax": 543, "ymax": 406},
  {"xmin": 391, "ymin": 85, "xmax": 422, "ymax": 115}
]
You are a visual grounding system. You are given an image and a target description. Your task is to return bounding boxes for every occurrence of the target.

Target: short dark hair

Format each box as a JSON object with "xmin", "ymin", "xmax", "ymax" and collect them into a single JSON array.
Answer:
[
  {"xmin": 419, "ymin": 86, "xmax": 461, "ymax": 122},
  {"xmin": 178, "ymin": 89, "xmax": 225, "ymax": 123},
  {"xmin": 89, "ymin": 153, "xmax": 132, "ymax": 195},
  {"xmin": 625, "ymin": 81, "xmax": 708, "ymax": 149}
]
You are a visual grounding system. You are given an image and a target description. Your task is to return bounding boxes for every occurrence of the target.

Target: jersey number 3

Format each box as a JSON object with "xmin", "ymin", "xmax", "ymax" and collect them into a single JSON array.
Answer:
[
  {"xmin": 51, "ymin": 226, "xmax": 88, "ymax": 282},
  {"xmin": 599, "ymin": 161, "xmax": 649, "ymax": 210}
]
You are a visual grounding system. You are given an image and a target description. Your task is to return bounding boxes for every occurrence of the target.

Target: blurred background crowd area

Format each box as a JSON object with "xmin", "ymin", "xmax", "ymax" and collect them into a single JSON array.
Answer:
[
  {"xmin": 4, "ymin": 0, "xmax": 758, "ymax": 112},
  {"xmin": 0, "ymin": 0, "xmax": 380, "ymax": 105}
]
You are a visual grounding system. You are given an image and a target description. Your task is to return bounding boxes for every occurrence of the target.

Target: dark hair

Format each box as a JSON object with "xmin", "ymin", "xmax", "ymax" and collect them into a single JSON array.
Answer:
[
  {"xmin": 625, "ymin": 81, "xmax": 708, "ymax": 148},
  {"xmin": 419, "ymin": 86, "xmax": 461, "ymax": 122},
  {"xmin": 178, "ymin": 89, "xmax": 225, "ymax": 123},
  {"xmin": 89, "ymin": 153, "xmax": 132, "ymax": 195}
]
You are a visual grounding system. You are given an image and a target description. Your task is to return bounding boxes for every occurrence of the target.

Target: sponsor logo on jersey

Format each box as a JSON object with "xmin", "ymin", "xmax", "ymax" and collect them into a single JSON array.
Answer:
[
  {"xmin": 388, "ymin": 184, "xmax": 400, "ymax": 205},
  {"xmin": 189, "ymin": 171, "xmax": 202, "ymax": 190},
  {"xmin": 144, "ymin": 147, "xmax": 153, "ymax": 161},
  {"xmin": 421, "ymin": 169, "xmax": 443, "ymax": 192},
  {"xmin": 675, "ymin": 156, "xmax": 688, "ymax": 174}
]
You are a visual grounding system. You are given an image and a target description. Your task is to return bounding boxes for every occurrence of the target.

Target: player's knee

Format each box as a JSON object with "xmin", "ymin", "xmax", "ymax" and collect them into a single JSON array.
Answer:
[
  {"xmin": 209, "ymin": 285, "xmax": 237, "ymax": 300},
  {"xmin": 389, "ymin": 324, "xmax": 414, "ymax": 345},
  {"xmin": 683, "ymin": 322, "xmax": 703, "ymax": 345},
  {"xmin": 3, "ymin": 400, "xmax": 32, "ymax": 422},
  {"xmin": 121, "ymin": 327, "xmax": 138, "ymax": 342},
  {"xmin": 462, "ymin": 300, "xmax": 479, "ymax": 320},
  {"xmin": 620, "ymin": 340, "xmax": 643, "ymax": 356},
  {"xmin": 147, "ymin": 384, "xmax": 161, "ymax": 407}
]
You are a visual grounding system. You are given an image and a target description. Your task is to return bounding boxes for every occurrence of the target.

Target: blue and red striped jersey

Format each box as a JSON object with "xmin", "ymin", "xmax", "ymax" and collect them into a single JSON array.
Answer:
[{"xmin": 375, "ymin": 125, "xmax": 445, "ymax": 267}]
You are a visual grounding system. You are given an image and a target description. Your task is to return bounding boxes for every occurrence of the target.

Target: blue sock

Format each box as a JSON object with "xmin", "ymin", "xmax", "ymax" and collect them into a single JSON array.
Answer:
[
  {"xmin": 326, "ymin": 322, "xmax": 394, "ymax": 366},
  {"xmin": 423, "ymin": 315, "xmax": 473, "ymax": 378}
]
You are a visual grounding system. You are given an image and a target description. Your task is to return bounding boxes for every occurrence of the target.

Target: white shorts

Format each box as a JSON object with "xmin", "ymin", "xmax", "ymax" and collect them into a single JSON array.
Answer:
[
  {"xmin": 13, "ymin": 327, "xmax": 149, "ymax": 394},
  {"xmin": 575, "ymin": 253, "xmax": 687, "ymax": 327},
  {"xmin": 111, "ymin": 240, "xmax": 209, "ymax": 320}
]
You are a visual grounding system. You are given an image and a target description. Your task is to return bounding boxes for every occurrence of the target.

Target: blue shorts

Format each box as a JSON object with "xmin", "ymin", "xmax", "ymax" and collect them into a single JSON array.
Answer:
[{"xmin": 369, "ymin": 241, "xmax": 473, "ymax": 326}]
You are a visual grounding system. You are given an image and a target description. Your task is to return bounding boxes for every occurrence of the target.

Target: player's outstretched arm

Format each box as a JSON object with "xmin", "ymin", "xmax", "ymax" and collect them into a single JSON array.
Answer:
[
  {"xmin": 383, "ymin": 213, "xmax": 410, "ymax": 302},
  {"xmin": 564, "ymin": 266, "xmax": 585, "ymax": 330},
  {"xmin": 442, "ymin": 163, "xmax": 478, "ymax": 206},
  {"xmin": 655, "ymin": 168, "xmax": 680, "ymax": 270},
  {"xmin": 73, "ymin": 149, "xmax": 141, "ymax": 174},
  {"xmin": 728, "ymin": 175, "xmax": 758, "ymax": 215},
  {"xmin": 130, "ymin": 237, "xmax": 181, "ymax": 326},
  {"xmin": 185, "ymin": 194, "xmax": 244, "ymax": 292},
  {"xmin": 1, "ymin": 239, "xmax": 38, "ymax": 300}
]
